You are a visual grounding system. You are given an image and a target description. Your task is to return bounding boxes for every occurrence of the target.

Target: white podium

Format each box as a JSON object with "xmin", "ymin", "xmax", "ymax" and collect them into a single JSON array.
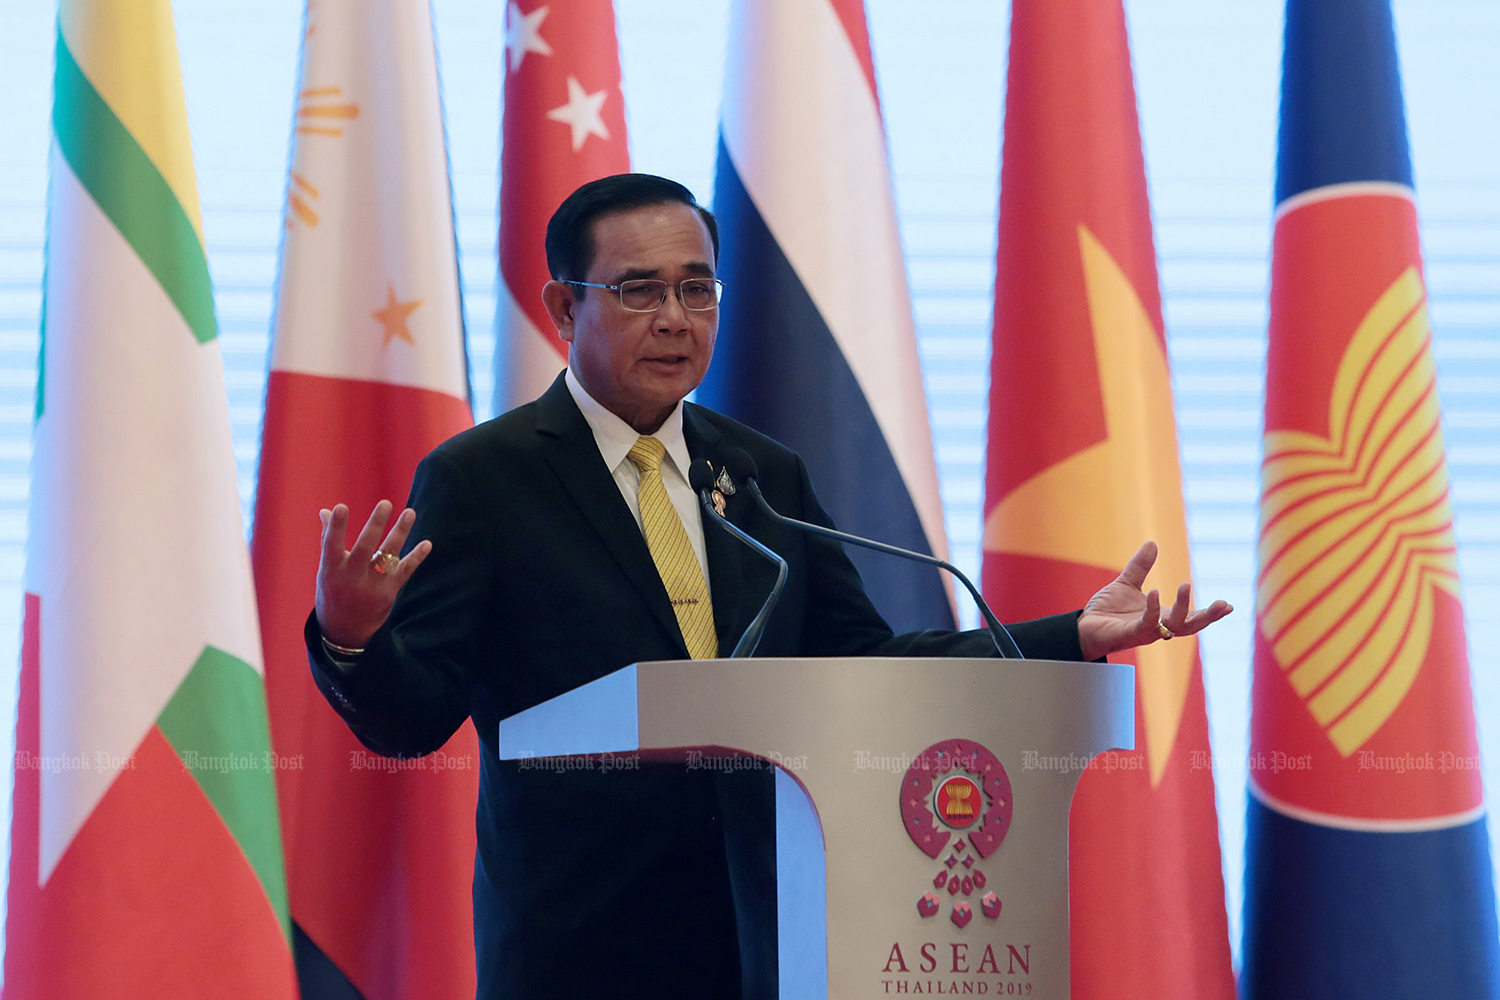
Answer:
[{"xmin": 499, "ymin": 657, "xmax": 1133, "ymax": 999}]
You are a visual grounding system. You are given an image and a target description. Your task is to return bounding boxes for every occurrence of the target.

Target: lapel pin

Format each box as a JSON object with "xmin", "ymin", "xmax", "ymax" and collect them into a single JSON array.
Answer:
[
  {"xmin": 715, "ymin": 467, "xmax": 736, "ymax": 496},
  {"xmin": 712, "ymin": 489, "xmax": 727, "ymax": 517}
]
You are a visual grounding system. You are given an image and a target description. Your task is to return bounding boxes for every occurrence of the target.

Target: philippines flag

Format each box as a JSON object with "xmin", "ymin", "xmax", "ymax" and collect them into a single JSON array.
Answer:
[
  {"xmin": 981, "ymin": 1, "xmax": 1234, "ymax": 996},
  {"xmin": 1241, "ymin": 1, "xmax": 1500, "ymax": 995},
  {"xmin": 495, "ymin": 0, "xmax": 629, "ymax": 411},
  {"xmin": 697, "ymin": 0, "xmax": 956, "ymax": 632},
  {"xmin": 251, "ymin": 3, "xmax": 478, "ymax": 998}
]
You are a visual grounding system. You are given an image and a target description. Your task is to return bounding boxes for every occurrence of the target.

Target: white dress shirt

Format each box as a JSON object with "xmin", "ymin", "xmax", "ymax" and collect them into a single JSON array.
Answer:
[{"xmin": 564, "ymin": 368, "xmax": 712, "ymax": 596}]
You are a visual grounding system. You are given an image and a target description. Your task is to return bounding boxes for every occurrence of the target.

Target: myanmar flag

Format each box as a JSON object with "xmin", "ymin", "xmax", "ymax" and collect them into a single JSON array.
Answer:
[
  {"xmin": 4, "ymin": 2, "xmax": 296, "ymax": 996},
  {"xmin": 1241, "ymin": 0, "xmax": 1500, "ymax": 994},
  {"xmin": 981, "ymin": 1, "xmax": 1234, "ymax": 996}
]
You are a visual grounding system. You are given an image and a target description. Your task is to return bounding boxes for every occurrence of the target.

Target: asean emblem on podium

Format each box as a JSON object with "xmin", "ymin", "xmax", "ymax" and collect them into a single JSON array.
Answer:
[{"xmin": 902, "ymin": 739, "xmax": 1013, "ymax": 927}]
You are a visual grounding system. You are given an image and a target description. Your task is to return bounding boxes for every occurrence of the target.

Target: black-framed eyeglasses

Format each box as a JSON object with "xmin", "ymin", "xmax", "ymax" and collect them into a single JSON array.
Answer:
[{"xmin": 564, "ymin": 277, "xmax": 725, "ymax": 313}]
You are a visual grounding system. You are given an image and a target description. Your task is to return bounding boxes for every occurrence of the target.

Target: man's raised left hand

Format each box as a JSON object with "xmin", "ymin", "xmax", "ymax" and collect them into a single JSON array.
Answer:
[{"xmin": 1076, "ymin": 541, "xmax": 1232, "ymax": 661}]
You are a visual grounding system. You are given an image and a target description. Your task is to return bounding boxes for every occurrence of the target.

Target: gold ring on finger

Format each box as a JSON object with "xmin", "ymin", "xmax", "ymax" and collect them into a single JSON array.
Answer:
[
  {"xmin": 1157, "ymin": 619, "xmax": 1175, "ymax": 641},
  {"xmin": 371, "ymin": 550, "xmax": 400, "ymax": 575}
]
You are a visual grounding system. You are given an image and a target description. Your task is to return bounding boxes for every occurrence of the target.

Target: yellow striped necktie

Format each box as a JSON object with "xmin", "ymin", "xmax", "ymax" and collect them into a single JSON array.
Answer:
[{"xmin": 626, "ymin": 436, "xmax": 718, "ymax": 659}]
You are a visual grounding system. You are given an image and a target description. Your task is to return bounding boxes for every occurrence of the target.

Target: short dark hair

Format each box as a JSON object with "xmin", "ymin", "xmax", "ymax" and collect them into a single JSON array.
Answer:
[{"xmin": 545, "ymin": 173, "xmax": 720, "ymax": 282}]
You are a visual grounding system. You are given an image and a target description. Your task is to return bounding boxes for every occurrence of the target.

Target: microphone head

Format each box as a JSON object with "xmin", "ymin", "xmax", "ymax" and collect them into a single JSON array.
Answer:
[
  {"xmin": 724, "ymin": 448, "xmax": 758, "ymax": 481},
  {"xmin": 689, "ymin": 458, "xmax": 718, "ymax": 493}
]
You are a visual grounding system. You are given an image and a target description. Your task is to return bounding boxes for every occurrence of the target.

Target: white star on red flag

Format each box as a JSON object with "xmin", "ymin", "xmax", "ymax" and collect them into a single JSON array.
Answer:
[
  {"xmin": 546, "ymin": 75, "xmax": 612, "ymax": 151},
  {"xmin": 497, "ymin": 0, "xmax": 630, "ymax": 412},
  {"xmin": 505, "ymin": 2, "xmax": 553, "ymax": 73}
]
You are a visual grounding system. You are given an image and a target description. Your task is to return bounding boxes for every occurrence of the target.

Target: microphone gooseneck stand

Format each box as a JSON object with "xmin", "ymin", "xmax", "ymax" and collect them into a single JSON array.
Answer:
[
  {"xmin": 721, "ymin": 449, "xmax": 1025, "ymax": 659},
  {"xmin": 689, "ymin": 459, "xmax": 788, "ymax": 658}
]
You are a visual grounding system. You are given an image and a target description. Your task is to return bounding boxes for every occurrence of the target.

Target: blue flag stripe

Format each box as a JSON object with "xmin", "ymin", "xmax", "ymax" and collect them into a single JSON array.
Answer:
[
  {"xmin": 701, "ymin": 143, "xmax": 954, "ymax": 632},
  {"xmin": 1241, "ymin": 796, "xmax": 1500, "ymax": 996},
  {"xmin": 1276, "ymin": 0, "xmax": 1413, "ymax": 204}
]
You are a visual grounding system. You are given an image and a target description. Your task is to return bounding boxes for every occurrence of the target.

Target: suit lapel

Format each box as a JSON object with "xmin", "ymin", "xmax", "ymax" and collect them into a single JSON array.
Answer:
[
  {"xmin": 684, "ymin": 405, "xmax": 750, "ymax": 656},
  {"xmin": 534, "ymin": 375, "xmax": 690, "ymax": 658}
]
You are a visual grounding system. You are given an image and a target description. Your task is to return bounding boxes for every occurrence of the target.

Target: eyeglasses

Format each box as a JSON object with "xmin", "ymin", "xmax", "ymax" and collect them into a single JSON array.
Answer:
[{"xmin": 564, "ymin": 277, "xmax": 725, "ymax": 313}]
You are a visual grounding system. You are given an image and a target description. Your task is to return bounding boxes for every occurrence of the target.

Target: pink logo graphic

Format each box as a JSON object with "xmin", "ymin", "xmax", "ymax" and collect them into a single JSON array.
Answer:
[{"xmin": 902, "ymin": 740, "xmax": 1012, "ymax": 926}]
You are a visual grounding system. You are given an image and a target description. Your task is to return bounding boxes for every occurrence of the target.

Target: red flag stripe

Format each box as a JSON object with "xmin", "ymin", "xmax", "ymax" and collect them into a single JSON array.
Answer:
[
  {"xmin": 255, "ymin": 372, "xmax": 477, "ymax": 1000},
  {"xmin": 825, "ymin": 0, "xmax": 879, "ymax": 99}
]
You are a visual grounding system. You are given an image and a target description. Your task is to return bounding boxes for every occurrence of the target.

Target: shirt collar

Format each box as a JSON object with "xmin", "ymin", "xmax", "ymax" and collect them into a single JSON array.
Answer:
[{"xmin": 565, "ymin": 367, "xmax": 691, "ymax": 480}]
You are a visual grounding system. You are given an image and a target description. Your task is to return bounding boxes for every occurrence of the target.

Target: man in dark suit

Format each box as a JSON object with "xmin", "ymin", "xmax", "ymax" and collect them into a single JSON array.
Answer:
[{"xmin": 308, "ymin": 174, "xmax": 1230, "ymax": 998}]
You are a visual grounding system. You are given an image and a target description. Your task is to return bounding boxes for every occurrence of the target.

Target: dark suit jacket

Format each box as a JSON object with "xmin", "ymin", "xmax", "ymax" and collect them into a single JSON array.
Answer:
[{"xmin": 307, "ymin": 374, "xmax": 1084, "ymax": 998}]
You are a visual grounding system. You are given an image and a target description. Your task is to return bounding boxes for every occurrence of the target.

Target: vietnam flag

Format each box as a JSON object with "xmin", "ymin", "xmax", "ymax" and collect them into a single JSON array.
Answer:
[
  {"xmin": 495, "ymin": 0, "xmax": 629, "ymax": 411},
  {"xmin": 4, "ymin": 1, "xmax": 296, "ymax": 996},
  {"xmin": 1240, "ymin": 1, "xmax": 1500, "ymax": 995},
  {"xmin": 980, "ymin": 1, "xmax": 1234, "ymax": 995},
  {"xmin": 251, "ymin": 3, "xmax": 478, "ymax": 999}
]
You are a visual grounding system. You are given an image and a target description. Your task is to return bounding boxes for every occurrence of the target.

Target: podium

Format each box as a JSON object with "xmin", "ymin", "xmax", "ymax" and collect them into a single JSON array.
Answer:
[{"xmin": 499, "ymin": 657, "xmax": 1133, "ymax": 999}]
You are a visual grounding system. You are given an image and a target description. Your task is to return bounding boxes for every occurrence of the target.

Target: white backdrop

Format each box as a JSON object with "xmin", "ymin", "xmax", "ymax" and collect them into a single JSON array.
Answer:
[{"xmin": 0, "ymin": 0, "xmax": 1496, "ymax": 971}]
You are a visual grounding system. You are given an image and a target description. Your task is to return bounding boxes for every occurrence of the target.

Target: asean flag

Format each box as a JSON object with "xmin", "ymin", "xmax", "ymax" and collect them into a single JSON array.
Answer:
[
  {"xmin": 495, "ymin": 0, "xmax": 629, "ymax": 411},
  {"xmin": 251, "ymin": 3, "xmax": 478, "ymax": 999},
  {"xmin": 981, "ymin": 1, "xmax": 1234, "ymax": 996},
  {"xmin": 1240, "ymin": 1, "xmax": 1500, "ymax": 995}
]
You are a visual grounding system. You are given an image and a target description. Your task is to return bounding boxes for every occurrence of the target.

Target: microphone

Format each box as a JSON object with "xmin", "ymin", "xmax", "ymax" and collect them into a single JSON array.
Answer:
[
  {"xmin": 722, "ymin": 449, "xmax": 1025, "ymax": 659},
  {"xmin": 689, "ymin": 459, "xmax": 789, "ymax": 658}
]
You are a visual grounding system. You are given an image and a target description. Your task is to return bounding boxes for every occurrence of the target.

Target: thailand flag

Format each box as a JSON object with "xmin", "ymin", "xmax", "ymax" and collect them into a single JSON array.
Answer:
[
  {"xmin": 1241, "ymin": 1, "xmax": 1500, "ymax": 995},
  {"xmin": 698, "ymin": 0, "xmax": 956, "ymax": 632}
]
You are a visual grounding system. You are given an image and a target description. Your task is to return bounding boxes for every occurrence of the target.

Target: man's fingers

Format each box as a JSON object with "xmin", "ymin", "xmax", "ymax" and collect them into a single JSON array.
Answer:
[
  {"xmin": 377, "ymin": 507, "xmax": 418, "ymax": 557},
  {"xmin": 1181, "ymin": 600, "xmax": 1234, "ymax": 635},
  {"xmin": 350, "ymin": 500, "xmax": 395, "ymax": 557},
  {"xmin": 394, "ymin": 539, "xmax": 433, "ymax": 585},
  {"xmin": 1164, "ymin": 581, "xmax": 1193, "ymax": 630},
  {"xmin": 1139, "ymin": 587, "xmax": 1161, "ymax": 636},
  {"xmin": 319, "ymin": 504, "xmax": 350, "ymax": 563},
  {"xmin": 1117, "ymin": 541, "xmax": 1159, "ymax": 591}
]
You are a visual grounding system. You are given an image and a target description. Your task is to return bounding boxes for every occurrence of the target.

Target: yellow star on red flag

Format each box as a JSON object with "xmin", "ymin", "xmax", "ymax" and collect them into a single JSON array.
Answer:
[{"xmin": 372, "ymin": 283, "xmax": 421, "ymax": 348}]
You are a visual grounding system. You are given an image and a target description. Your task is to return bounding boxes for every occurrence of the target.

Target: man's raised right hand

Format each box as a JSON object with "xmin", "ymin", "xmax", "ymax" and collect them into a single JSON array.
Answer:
[{"xmin": 315, "ymin": 500, "xmax": 432, "ymax": 650}]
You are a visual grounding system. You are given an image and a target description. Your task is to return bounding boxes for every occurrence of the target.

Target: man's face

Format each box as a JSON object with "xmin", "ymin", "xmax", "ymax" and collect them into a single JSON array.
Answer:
[{"xmin": 548, "ymin": 202, "xmax": 718, "ymax": 433}]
